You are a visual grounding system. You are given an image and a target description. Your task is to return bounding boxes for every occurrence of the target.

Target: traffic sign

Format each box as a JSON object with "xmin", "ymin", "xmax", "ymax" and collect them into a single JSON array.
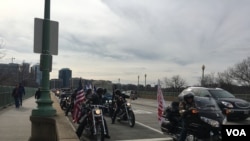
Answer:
[{"xmin": 34, "ymin": 18, "xmax": 59, "ymax": 55}]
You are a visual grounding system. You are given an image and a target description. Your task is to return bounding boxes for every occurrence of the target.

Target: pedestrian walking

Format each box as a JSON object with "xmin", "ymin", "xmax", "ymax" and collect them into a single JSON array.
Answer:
[
  {"xmin": 35, "ymin": 87, "xmax": 41, "ymax": 99},
  {"xmin": 12, "ymin": 83, "xmax": 20, "ymax": 108},
  {"xmin": 19, "ymin": 83, "xmax": 25, "ymax": 106}
]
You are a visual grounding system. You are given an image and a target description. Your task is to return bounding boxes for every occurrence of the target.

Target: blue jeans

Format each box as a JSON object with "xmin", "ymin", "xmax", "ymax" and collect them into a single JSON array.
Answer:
[
  {"xmin": 19, "ymin": 96, "xmax": 23, "ymax": 106},
  {"xmin": 14, "ymin": 97, "xmax": 20, "ymax": 108}
]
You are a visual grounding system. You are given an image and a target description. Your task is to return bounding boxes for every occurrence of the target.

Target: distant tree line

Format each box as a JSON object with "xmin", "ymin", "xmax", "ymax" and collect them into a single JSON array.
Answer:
[{"xmin": 163, "ymin": 56, "xmax": 250, "ymax": 94}]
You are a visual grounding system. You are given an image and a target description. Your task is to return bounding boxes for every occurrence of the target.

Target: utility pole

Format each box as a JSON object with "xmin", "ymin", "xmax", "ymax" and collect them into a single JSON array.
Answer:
[
  {"xmin": 31, "ymin": 0, "xmax": 56, "ymax": 117},
  {"xmin": 202, "ymin": 65, "xmax": 205, "ymax": 86},
  {"xmin": 11, "ymin": 57, "xmax": 15, "ymax": 63},
  {"xmin": 30, "ymin": 0, "xmax": 57, "ymax": 140}
]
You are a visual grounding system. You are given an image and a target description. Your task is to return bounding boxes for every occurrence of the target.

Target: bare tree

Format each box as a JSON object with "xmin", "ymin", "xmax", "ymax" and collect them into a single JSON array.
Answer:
[
  {"xmin": 198, "ymin": 72, "xmax": 218, "ymax": 87},
  {"xmin": 228, "ymin": 57, "xmax": 250, "ymax": 86},
  {"xmin": 164, "ymin": 75, "xmax": 187, "ymax": 89},
  {"xmin": 217, "ymin": 70, "xmax": 234, "ymax": 86}
]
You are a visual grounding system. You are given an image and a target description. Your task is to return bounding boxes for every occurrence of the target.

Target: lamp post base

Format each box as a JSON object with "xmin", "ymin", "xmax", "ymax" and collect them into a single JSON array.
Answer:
[
  {"xmin": 29, "ymin": 116, "xmax": 58, "ymax": 141},
  {"xmin": 31, "ymin": 99, "xmax": 56, "ymax": 117}
]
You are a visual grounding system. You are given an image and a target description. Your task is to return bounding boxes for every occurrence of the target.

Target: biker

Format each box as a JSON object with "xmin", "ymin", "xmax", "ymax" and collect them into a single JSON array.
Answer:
[
  {"xmin": 178, "ymin": 93, "xmax": 196, "ymax": 141},
  {"xmin": 111, "ymin": 89, "xmax": 129, "ymax": 124},
  {"xmin": 65, "ymin": 89, "xmax": 77, "ymax": 116},
  {"xmin": 75, "ymin": 87, "xmax": 111, "ymax": 139}
]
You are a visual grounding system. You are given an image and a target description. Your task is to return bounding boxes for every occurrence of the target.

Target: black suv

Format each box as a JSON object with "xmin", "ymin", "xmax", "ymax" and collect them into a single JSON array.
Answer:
[{"xmin": 180, "ymin": 87, "xmax": 250, "ymax": 121}]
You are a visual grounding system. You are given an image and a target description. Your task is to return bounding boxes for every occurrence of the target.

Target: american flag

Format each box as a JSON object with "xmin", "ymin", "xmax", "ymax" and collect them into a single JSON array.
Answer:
[
  {"xmin": 72, "ymin": 78, "xmax": 85, "ymax": 123},
  {"xmin": 157, "ymin": 80, "xmax": 166, "ymax": 124}
]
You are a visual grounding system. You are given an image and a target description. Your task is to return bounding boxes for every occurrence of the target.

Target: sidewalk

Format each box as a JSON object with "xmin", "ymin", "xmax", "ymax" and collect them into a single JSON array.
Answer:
[
  {"xmin": 0, "ymin": 97, "xmax": 36, "ymax": 141},
  {"xmin": 0, "ymin": 94, "xmax": 79, "ymax": 141}
]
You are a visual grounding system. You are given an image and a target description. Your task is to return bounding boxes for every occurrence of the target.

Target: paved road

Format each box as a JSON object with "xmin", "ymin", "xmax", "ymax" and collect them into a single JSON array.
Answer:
[{"xmin": 61, "ymin": 97, "xmax": 250, "ymax": 141}]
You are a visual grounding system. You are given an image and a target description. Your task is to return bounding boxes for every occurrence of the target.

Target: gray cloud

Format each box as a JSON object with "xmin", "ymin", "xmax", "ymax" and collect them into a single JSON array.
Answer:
[{"xmin": 1, "ymin": 0, "xmax": 250, "ymax": 85}]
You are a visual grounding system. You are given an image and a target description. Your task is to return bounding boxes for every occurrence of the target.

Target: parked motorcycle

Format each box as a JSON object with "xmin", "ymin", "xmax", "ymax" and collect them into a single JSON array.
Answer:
[
  {"xmin": 77, "ymin": 104, "xmax": 107, "ymax": 141},
  {"xmin": 161, "ymin": 96, "xmax": 227, "ymax": 141},
  {"xmin": 115, "ymin": 95, "xmax": 135, "ymax": 127}
]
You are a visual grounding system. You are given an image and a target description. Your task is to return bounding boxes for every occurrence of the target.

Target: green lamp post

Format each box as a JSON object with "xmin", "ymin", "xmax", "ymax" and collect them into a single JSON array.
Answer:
[
  {"xmin": 29, "ymin": 1, "xmax": 57, "ymax": 140},
  {"xmin": 31, "ymin": 0, "xmax": 56, "ymax": 117}
]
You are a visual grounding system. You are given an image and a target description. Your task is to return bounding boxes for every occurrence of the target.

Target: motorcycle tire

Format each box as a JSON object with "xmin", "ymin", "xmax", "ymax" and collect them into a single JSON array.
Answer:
[
  {"xmin": 60, "ymin": 102, "xmax": 65, "ymax": 110},
  {"xmin": 128, "ymin": 111, "xmax": 135, "ymax": 127},
  {"xmin": 96, "ymin": 123, "xmax": 105, "ymax": 141}
]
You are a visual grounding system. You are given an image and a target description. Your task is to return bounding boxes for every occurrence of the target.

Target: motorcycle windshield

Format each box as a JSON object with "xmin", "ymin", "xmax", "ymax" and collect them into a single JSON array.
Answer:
[{"xmin": 194, "ymin": 96, "xmax": 220, "ymax": 111}]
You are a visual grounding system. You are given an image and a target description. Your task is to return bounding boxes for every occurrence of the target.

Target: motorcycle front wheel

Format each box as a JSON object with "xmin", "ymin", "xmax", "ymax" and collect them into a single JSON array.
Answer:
[
  {"xmin": 128, "ymin": 111, "xmax": 135, "ymax": 127},
  {"xmin": 96, "ymin": 123, "xmax": 105, "ymax": 141}
]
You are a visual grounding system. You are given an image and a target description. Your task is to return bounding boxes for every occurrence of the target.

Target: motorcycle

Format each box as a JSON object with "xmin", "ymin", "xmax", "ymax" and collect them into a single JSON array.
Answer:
[
  {"xmin": 77, "ymin": 104, "xmax": 107, "ymax": 141},
  {"xmin": 60, "ymin": 94, "xmax": 71, "ymax": 110},
  {"xmin": 161, "ymin": 96, "xmax": 227, "ymax": 141},
  {"xmin": 103, "ymin": 99, "xmax": 113, "ymax": 117},
  {"xmin": 114, "ymin": 94, "xmax": 136, "ymax": 127}
]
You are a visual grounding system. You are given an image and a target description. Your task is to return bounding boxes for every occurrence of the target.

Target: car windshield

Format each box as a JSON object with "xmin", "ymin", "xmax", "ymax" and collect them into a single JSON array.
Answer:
[
  {"xmin": 208, "ymin": 89, "xmax": 235, "ymax": 98},
  {"xmin": 194, "ymin": 97, "xmax": 220, "ymax": 110}
]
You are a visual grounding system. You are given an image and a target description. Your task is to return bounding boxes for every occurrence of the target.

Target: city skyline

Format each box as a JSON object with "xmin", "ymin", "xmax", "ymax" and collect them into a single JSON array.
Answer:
[{"xmin": 1, "ymin": 0, "xmax": 250, "ymax": 86}]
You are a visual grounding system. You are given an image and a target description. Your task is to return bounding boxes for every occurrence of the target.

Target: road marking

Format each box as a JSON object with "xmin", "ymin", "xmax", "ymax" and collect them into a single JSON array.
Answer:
[
  {"xmin": 116, "ymin": 137, "xmax": 172, "ymax": 141},
  {"xmin": 135, "ymin": 121, "xmax": 164, "ymax": 134},
  {"xmin": 133, "ymin": 109, "xmax": 152, "ymax": 114}
]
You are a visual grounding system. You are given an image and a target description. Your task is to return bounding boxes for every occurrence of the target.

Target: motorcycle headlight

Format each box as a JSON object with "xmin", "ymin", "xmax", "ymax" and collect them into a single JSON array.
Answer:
[
  {"xmin": 95, "ymin": 108, "xmax": 101, "ymax": 115},
  {"xmin": 126, "ymin": 102, "xmax": 131, "ymax": 106},
  {"xmin": 221, "ymin": 101, "xmax": 233, "ymax": 108},
  {"xmin": 200, "ymin": 116, "xmax": 220, "ymax": 127}
]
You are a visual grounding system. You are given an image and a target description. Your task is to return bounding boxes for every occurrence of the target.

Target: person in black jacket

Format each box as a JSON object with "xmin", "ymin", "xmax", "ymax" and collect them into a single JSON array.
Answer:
[
  {"xmin": 111, "ymin": 89, "xmax": 129, "ymax": 124},
  {"xmin": 12, "ymin": 83, "xmax": 20, "ymax": 108},
  {"xmin": 18, "ymin": 83, "xmax": 25, "ymax": 106},
  {"xmin": 65, "ymin": 89, "xmax": 77, "ymax": 116},
  {"xmin": 178, "ymin": 93, "xmax": 196, "ymax": 141},
  {"xmin": 35, "ymin": 87, "xmax": 41, "ymax": 100}
]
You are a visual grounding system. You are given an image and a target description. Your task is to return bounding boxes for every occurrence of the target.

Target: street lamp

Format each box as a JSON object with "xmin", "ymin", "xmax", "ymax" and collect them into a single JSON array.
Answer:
[
  {"xmin": 202, "ymin": 65, "xmax": 205, "ymax": 86},
  {"xmin": 145, "ymin": 74, "xmax": 147, "ymax": 87},
  {"xmin": 30, "ymin": 1, "xmax": 57, "ymax": 140},
  {"xmin": 18, "ymin": 64, "xmax": 23, "ymax": 83},
  {"xmin": 138, "ymin": 75, "xmax": 139, "ymax": 85}
]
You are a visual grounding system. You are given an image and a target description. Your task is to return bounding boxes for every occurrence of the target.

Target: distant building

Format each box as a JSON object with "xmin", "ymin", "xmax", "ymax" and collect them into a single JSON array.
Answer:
[
  {"xmin": 30, "ymin": 64, "xmax": 42, "ymax": 86},
  {"xmin": 50, "ymin": 78, "xmax": 62, "ymax": 89},
  {"xmin": 0, "ymin": 63, "xmax": 37, "ymax": 87},
  {"xmin": 0, "ymin": 63, "xmax": 19, "ymax": 85},
  {"xmin": 69, "ymin": 77, "xmax": 83, "ymax": 89},
  {"xmin": 59, "ymin": 68, "xmax": 72, "ymax": 88}
]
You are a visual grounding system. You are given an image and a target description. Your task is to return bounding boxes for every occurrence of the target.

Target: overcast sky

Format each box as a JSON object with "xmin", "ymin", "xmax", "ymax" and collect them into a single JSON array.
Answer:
[{"xmin": 0, "ymin": 0, "xmax": 250, "ymax": 86}]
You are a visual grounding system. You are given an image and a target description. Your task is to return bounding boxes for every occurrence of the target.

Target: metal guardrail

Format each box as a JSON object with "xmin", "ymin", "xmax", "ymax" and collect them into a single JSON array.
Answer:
[{"xmin": 0, "ymin": 85, "xmax": 36, "ymax": 109}]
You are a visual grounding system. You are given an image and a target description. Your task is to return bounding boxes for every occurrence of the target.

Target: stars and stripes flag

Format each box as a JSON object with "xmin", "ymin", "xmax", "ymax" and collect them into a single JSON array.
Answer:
[
  {"xmin": 72, "ymin": 78, "xmax": 85, "ymax": 123},
  {"xmin": 157, "ymin": 79, "xmax": 166, "ymax": 124}
]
